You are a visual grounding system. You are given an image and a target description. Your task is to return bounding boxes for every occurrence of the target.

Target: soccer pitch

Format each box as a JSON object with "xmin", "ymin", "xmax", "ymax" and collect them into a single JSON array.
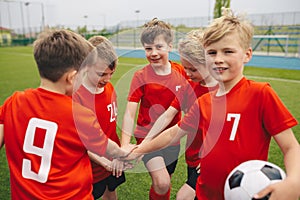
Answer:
[{"xmin": 0, "ymin": 46, "xmax": 299, "ymax": 199}]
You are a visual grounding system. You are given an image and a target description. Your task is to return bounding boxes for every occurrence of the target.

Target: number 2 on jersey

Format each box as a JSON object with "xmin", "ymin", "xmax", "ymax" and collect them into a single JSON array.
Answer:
[
  {"xmin": 107, "ymin": 102, "xmax": 117, "ymax": 122},
  {"xmin": 22, "ymin": 118, "xmax": 58, "ymax": 183}
]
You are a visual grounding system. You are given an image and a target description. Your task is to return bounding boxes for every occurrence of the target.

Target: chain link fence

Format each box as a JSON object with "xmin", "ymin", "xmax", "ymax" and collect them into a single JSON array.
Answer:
[{"xmin": 1, "ymin": 11, "xmax": 300, "ymax": 57}]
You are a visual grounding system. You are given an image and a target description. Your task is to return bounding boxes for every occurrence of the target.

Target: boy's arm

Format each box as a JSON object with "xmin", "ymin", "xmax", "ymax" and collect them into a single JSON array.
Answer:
[
  {"xmin": 254, "ymin": 128, "xmax": 300, "ymax": 200},
  {"xmin": 88, "ymin": 151, "xmax": 132, "ymax": 177},
  {"xmin": 88, "ymin": 151, "xmax": 112, "ymax": 171},
  {"xmin": 0, "ymin": 124, "xmax": 3, "ymax": 149},
  {"xmin": 126, "ymin": 125, "xmax": 187, "ymax": 160},
  {"xmin": 142, "ymin": 106, "xmax": 178, "ymax": 144},
  {"xmin": 106, "ymin": 139, "xmax": 135, "ymax": 159},
  {"xmin": 121, "ymin": 101, "xmax": 138, "ymax": 147}
]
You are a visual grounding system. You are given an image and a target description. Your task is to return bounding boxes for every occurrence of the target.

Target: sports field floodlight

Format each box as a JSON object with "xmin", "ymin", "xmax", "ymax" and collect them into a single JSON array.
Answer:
[
  {"xmin": 133, "ymin": 10, "xmax": 140, "ymax": 48},
  {"xmin": 135, "ymin": 10, "xmax": 140, "ymax": 26},
  {"xmin": 24, "ymin": 2, "xmax": 31, "ymax": 38}
]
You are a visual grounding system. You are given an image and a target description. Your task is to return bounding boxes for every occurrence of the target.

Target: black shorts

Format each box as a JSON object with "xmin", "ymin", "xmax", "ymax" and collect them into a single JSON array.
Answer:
[
  {"xmin": 92, "ymin": 172, "xmax": 126, "ymax": 199},
  {"xmin": 186, "ymin": 166, "xmax": 199, "ymax": 190},
  {"xmin": 142, "ymin": 145, "xmax": 180, "ymax": 175}
]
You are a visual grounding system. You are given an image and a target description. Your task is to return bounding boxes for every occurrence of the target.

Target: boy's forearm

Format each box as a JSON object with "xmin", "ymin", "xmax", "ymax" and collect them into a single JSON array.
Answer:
[
  {"xmin": 275, "ymin": 129, "xmax": 300, "ymax": 192},
  {"xmin": 121, "ymin": 131, "xmax": 132, "ymax": 147},
  {"xmin": 283, "ymin": 144, "xmax": 300, "ymax": 188},
  {"xmin": 106, "ymin": 139, "xmax": 127, "ymax": 158},
  {"xmin": 88, "ymin": 151, "xmax": 111, "ymax": 168},
  {"xmin": 137, "ymin": 125, "xmax": 182, "ymax": 154},
  {"xmin": 145, "ymin": 107, "xmax": 178, "ymax": 141},
  {"xmin": 121, "ymin": 102, "xmax": 138, "ymax": 146}
]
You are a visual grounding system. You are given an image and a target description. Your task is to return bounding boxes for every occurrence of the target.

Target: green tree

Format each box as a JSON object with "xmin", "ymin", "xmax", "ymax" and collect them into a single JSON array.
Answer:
[{"xmin": 213, "ymin": 0, "xmax": 231, "ymax": 18}]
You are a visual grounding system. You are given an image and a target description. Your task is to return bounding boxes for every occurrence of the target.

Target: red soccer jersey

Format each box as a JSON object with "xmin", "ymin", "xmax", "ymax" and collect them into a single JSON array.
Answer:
[
  {"xmin": 128, "ymin": 61, "xmax": 187, "ymax": 144},
  {"xmin": 178, "ymin": 78, "xmax": 298, "ymax": 200},
  {"xmin": 73, "ymin": 82, "xmax": 120, "ymax": 183},
  {"xmin": 172, "ymin": 81, "xmax": 218, "ymax": 167},
  {"xmin": 0, "ymin": 88, "xmax": 108, "ymax": 200}
]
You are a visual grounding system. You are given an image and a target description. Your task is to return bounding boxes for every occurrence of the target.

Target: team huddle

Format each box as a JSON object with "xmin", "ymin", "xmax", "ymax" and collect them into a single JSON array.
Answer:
[{"xmin": 0, "ymin": 8, "xmax": 300, "ymax": 200}]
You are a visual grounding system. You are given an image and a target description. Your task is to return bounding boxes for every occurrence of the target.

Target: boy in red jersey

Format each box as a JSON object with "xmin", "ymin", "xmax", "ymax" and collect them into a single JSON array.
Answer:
[
  {"xmin": 73, "ymin": 35, "xmax": 126, "ymax": 200},
  {"xmin": 127, "ymin": 8, "xmax": 300, "ymax": 200},
  {"xmin": 141, "ymin": 29, "xmax": 218, "ymax": 200},
  {"xmin": 0, "ymin": 29, "xmax": 131, "ymax": 200},
  {"xmin": 120, "ymin": 18, "xmax": 188, "ymax": 199}
]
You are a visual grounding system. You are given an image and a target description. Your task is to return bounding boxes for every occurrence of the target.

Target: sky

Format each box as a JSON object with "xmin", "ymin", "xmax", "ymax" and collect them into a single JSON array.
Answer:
[{"xmin": 0, "ymin": 0, "xmax": 299, "ymax": 30}]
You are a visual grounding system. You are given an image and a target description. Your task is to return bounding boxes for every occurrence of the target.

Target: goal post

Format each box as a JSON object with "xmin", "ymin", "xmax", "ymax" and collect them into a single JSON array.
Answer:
[{"xmin": 252, "ymin": 35, "xmax": 289, "ymax": 56}]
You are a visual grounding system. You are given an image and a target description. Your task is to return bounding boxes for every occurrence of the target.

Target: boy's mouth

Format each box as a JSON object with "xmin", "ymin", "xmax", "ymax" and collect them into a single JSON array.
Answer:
[{"xmin": 213, "ymin": 67, "xmax": 228, "ymax": 73}]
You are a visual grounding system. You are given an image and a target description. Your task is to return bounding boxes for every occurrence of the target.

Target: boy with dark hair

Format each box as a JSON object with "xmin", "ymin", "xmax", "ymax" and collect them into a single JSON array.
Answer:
[
  {"xmin": 0, "ymin": 29, "xmax": 130, "ymax": 199},
  {"xmin": 142, "ymin": 29, "xmax": 218, "ymax": 200},
  {"xmin": 121, "ymin": 18, "xmax": 187, "ymax": 199}
]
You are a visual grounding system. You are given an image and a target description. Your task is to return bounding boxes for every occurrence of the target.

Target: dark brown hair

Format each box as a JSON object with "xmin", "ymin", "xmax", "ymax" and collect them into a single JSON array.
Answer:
[{"xmin": 33, "ymin": 29, "xmax": 93, "ymax": 82}]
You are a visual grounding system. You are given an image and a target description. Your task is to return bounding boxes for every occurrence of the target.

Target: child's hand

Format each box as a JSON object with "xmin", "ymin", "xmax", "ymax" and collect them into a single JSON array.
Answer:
[
  {"xmin": 121, "ymin": 145, "xmax": 143, "ymax": 161},
  {"xmin": 111, "ymin": 159, "xmax": 124, "ymax": 178},
  {"xmin": 253, "ymin": 178, "xmax": 299, "ymax": 200},
  {"xmin": 102, "ymin": 160, "xmax": 112, "ymax": 172},
  {"xmin": 116, "ymin": 143, "xmax": 138, "ymax": 160},
  {"xmin": 123, "ymin": 161, "xmax": 134, "ymax": 171}
]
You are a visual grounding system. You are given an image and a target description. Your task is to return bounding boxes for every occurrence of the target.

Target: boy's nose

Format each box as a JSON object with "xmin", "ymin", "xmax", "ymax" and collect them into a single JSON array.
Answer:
[
  {"xmin": 214, "ymin": 53, "xmax": 224, "ymax": 63},
  {"xmin": 185, "ymin": 71, "xmax": 191, "ymax": 77},
  {"xmin": 150, "ymin": 49, "xmax": 158, "ymax": 56}
]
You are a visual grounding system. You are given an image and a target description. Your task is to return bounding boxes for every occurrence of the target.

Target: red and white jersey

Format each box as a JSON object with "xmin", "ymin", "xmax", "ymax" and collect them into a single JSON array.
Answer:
[
  {"xmin": 178, "ymin": 78, "xmax": 298, "ymax": 200},
  {"xmin": 172, "ymin": 80, "xmax": 218, "ymax": 167},
  {"xmin": 0, "ymin": 88, "xmax": 108, "ymax": 200},
  {"xmin": 73, "ymin": 82, "xmax": 120, "ymax": 183},
  {"xmin": 128, "ymin": 61, "xmax": 187, "ymax": 144}
]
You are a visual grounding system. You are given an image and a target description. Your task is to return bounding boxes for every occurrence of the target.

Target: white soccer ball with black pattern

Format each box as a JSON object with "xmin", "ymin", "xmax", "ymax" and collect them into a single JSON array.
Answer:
[{"xmin": 224, "ymin": 160, "xmax": 286, "ymax": 200}]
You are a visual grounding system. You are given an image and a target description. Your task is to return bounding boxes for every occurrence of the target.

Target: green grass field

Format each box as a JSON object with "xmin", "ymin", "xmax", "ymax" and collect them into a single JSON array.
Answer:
[{"xmin": 0, "ymin": 46, "xmax": 300, "ymax": 199}]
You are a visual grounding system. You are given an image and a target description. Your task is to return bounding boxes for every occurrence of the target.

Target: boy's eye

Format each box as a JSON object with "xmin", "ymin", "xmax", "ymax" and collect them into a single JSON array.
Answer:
[
  {"xmin": 96, "ymin": 72, "xmax": 104, "ymax": 77},
  {"xmin": 225, "ymin": 50, "xmax": 234, "ymax": 53},
  {"xmin": 145, "ymin": 47, "xmax": 152, "ymax": 51},
  {"xmin": 207, "ymin": 51, "xmax": 216, "ymax": 55}
]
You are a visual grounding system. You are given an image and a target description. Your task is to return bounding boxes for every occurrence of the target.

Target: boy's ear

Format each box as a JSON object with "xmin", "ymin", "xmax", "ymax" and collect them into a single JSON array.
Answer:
[
  {"xmin": 243, "ymin": 47, "xmax": 253, "ymax": 63},
  {"xmin": 168, "ymin": 43, "xmax": 173, "ymax": 51},
  {"xmin": 66, "ymin": 69, "xmax": 78, "ymax": 85}
]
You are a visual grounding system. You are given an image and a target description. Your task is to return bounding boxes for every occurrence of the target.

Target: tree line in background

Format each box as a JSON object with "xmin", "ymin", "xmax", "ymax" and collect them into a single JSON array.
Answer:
[{"xmin": 214, "ymin": 0, "xmax": 231, "ymax": 18}]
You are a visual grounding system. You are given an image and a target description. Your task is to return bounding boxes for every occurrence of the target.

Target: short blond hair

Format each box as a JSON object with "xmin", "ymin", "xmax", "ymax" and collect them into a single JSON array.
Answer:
[
  {"xmin": 203, "ymin": 8, "xmax": 254, "ymax": 50},
  {"xmin": 178, "ymin": 29, "xmax": 205, "ymax": 65}
]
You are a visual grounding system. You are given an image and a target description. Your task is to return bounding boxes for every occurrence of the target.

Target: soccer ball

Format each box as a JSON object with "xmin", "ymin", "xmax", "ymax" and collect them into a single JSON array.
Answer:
[{"xmin": 224, "ymin": 160, "xmax": 286, "ymax": 200}]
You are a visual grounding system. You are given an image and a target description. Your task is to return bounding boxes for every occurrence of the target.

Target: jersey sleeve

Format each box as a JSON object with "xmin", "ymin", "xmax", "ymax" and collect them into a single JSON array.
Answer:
[
  {"xmin": 261, "ymin": 84, "xmax": 298, "ymax": 135},
  {"xmin": 178, "ymin": 99, "xmax": 201, "ymax": 133},
  {"xmin": 73, "ymin": 102, "xmax": 109, "ymax": 156}
]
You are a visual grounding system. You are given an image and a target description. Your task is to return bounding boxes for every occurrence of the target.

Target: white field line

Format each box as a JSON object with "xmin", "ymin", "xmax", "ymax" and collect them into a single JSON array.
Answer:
[{"xmin": 246, "ymin": 75, "xmax": 300, "ymax": 84}]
